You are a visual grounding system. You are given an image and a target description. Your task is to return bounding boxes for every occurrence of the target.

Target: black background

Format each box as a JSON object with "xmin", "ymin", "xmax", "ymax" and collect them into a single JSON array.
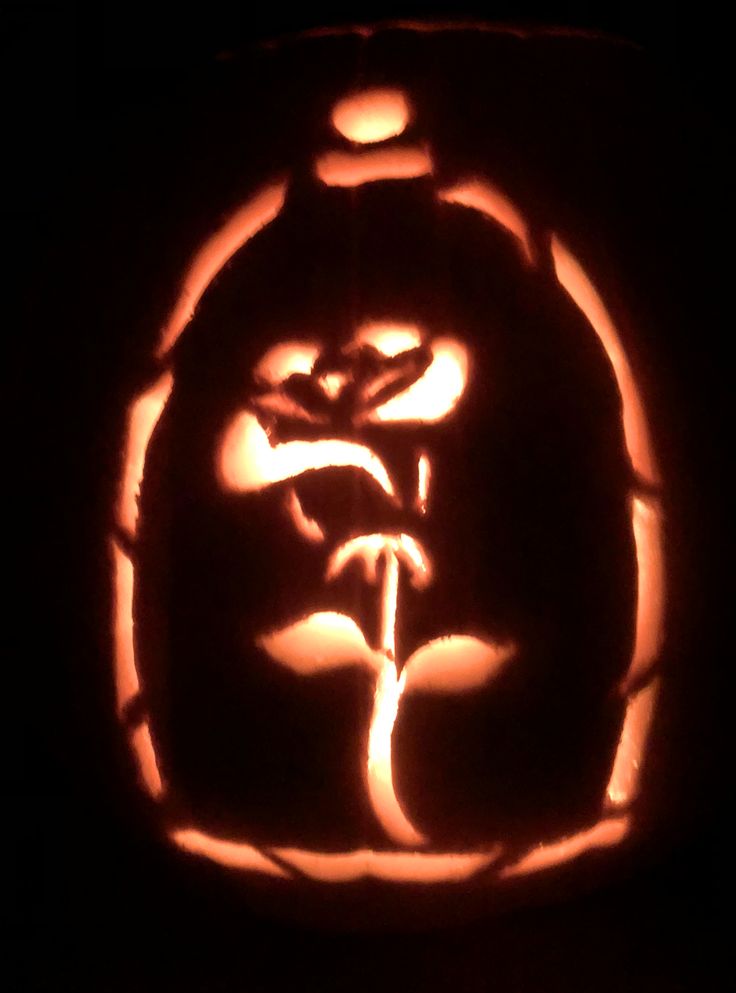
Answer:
[{"xmin": 11, "ymin": 2, "xmax": 726, "ymax": 990}]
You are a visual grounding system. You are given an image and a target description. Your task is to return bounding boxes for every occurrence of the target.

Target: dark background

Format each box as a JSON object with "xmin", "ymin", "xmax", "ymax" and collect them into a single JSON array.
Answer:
[{"xmin": 11, "ymin": 2, "xmax": 726, "ymax": 990}]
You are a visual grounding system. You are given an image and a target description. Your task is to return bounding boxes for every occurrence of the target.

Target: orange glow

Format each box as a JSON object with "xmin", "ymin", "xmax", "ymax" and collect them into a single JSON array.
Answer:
[
  {"xmin": 360, "ymin": 338, "xmax": 468, "ymax": 424},
  {"xmin": 368, "ymin": 661, "xmax": 425, "ymax": 845},
  {"xmin": 111, "ymin": 538, "xmax": 139, "ymax": 715},
  {"xmin": 605, "ymin": 678, "xmax": 660, "ymax": 809},
  {"xmin": 551, "ymin": 235, "xmax": 659, "ymax": 486},
  {"xmin": 252, "ymin": 391, "xmax": 324, "ymax": 423},
  {"xmin": 170, "ymin": 828, "xmax": 501, "ymax": 882},
  {"xmin": 254, "ymin": 341, "xmax": 320, "ymax": 385},
  {"xmin": 326, "ymin": 534, "xmax": 433, "ymax": 844},
  {"xmin": 130, "ymin": 722, "xmax": 164, "ymax": 799},
  {"xmin": 326, "ymin": 530, "xmax": 515, "ymax": 850},
  {"xmin": 326, "ymin": 533, "xmax": 433, "ymax": 590},
  {"xmin": 627, "ymin": 495, "xmax": 666, "ymax": 688},
  {"xmin": 315, "ymin": 146, "xmax": 432, "ymax": 187},
  {"xmin": 368, "ymin": 546, "xmax": 425, "ymax": 846},
  {"xmin": 416, "ymin": 452, "xmax": 431, "ymax": 514},
  {"xmin": 219, "ymin": 410, "xmax": 396, "ymax": 498},
  {"xmin": 274, "ymin": 846, "xmax": 500, "ymax": 883},
  {"xmin": 331, "ymin": 88, "xmax": 411, "ymax": 144},
  {"xmin": 170, "ymin": 828, "xmax": 290, "ymax": 878},
  {"xmin": 318, "ymin": 371, "xmax": 348, "ymax": 399},
  {"xmin": 112, "ymin": 538, "xmax": 164, "ymax": 798},
  {"xmin": 439, "ymin": 179, "xmax": 534, "ymax": 264},
  {"xmin": 157, "ymin": 182, "xmax": 287, "ymax": 359},
  {"xmin": 113, "ymin": 107, "xmax": 666, "ymax": 879},
  {"xmin": 117, "ymin": 373, "xmax": 173, "ymax": 538},
  {"xmin": 255, "ymin": 531, "xmax": 435, "ymax": 846},
  {"xmin": 551, "ymin": 244, "xmax": 665, "ymax": 811},
  {"xmin": 353, "ymin": 321, "xmax": 423, "ymax": 357},
  {"xmin": 380, "ymin": 547, "xmax": 400, "ymax": 659},
  {"xmin": 403, "ymin": 635, "xmax": 515, "ymax": 695},
  {"xmin": 285, "ymin": 487, "xmax": 325, "ymax": 542},
  {"xmin": 499, "ymin": 815, "xmax": 631, "ymax": 879},
  {"xmin": 361, "ymin": 366, "xmax": 412, "ymax": 405},
  {"xmin": 257, "ymin": 611, "xmax": 381, "ymax": 675}
]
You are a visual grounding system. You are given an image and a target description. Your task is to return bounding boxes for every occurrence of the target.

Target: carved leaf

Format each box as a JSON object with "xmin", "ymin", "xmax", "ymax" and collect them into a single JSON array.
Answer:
[
  {"xmin": 403, "ymin": 635, "xmax": 514, "ymax": 695},
  {"xmin": 257, "ymin": 612, "xmax": 381, "ymax": 676}
]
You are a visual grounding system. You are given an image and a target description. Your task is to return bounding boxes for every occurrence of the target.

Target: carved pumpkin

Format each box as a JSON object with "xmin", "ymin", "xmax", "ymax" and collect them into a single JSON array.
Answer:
[{"xmin": 110, "ymin": 25, "xmax": 666, "ymax": 909}]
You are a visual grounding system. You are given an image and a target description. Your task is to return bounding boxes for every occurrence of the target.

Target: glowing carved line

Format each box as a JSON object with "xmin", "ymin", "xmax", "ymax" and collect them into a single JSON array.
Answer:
[
  {"xmin": 326, "ymin": 533, "xmax": 433, "ymax": 589},
  {"xmin": 551, "ymin": 235, "xmax": 659, "ymax": 486},
  {"xmin": 606, "ymin": 678, "xmax": 660, "ymax": 809},
  {"xmin": 111, "ymin": 537, "xmax": 164, "ymax": 799},
  {"xmin": 315, "ymin": 146, "xmax": 432, "ymax": 187},
  {"xmin": 416, "ymin": 451, "xmax": 431, "ymax": 514},
  {"xmin": 254, "ymin": 341, "xmax": 320, "ymax": 385},
  {"xmin": 273, "ymin": 846, "xmax": 501, "ymax": 883},
  {"xmin": 328, "ymin": 535, "xmax": 432, "ymax": 846},
  {"xmin": 552, "ymin": 239, "xmax": 665, "ymax": 815},
  {"xmin": 362, "ymin": 367, "xmax": 413, "ymax": 404},
  {"xmin": 157, "ymin": 182, "xmax": 287, "ymax": 359},
  {"xmin": 358, "ymin": 338, "xmax": 468, "ymax": 424},
  {"xmin": 332, "ymin": 89, "xmax": 411, "ymax": 144},
  {"xmin": 285, "ymin": 487, "xmax": 325, "ymax": 543},
  {"xmin": 499, "ymin": 815, "xmax": 631, "ymax": 879},
  {"xmin": 130, "ymin": 722, "xmax": 164, "ymax": 799},
  {"xmin": 439, "ymin": 179, "xmax": 534, "ymax": 264},
  {"xmin": 318, "ymin": 371, "xmax": 348, "ymax": 399},
  {"xmin": 628, "ymin": 495, "xmax": 666, "ymax": 689},
  {"xmin": 170, "ymin": 828, "xmax": 290, "ymax": 878},
  {"xmin": 219, "ymin": 410, "xmax": 396, "ymax": 499},
  {"xmin": 380, "ymin": 549, "xmax": 400, "ymax": 661},
  {"xmin": 111, "ymin": 538, "xmax": 139, "ymax": 715},
  {"xmin": 252, "ymin": 392, "xmax": 324, "ymax": 423},
  {"xmin": 368, "ymin": 548, "xmax": 425, "ymax": 846},
  {"xmin": 353, "ymin": 322, "xmax": 423, "ymax": 357},
  {"xmin": 367, "ymin": 660, "xmax": 425, "ymax": 846},
  {"xmin": 117, "ymin": 373, "xmax": 173, "ymax": 538}
]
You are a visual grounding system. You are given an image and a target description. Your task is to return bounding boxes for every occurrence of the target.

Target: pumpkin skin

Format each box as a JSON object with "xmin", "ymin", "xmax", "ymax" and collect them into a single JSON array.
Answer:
[{"xmin": 110, "ymin": 24, "xmax": 666, "ymax": 917}]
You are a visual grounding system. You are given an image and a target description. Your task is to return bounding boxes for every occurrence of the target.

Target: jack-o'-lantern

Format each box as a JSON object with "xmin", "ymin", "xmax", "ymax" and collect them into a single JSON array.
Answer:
[{"xmin": 110, "ymin": 24, "xmax": 666, "ymax": 916}]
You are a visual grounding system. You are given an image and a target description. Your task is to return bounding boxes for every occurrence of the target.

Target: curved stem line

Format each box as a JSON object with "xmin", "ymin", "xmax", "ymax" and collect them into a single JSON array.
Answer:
[{"xmin": 366, "ymin": 549, "xmax": 426, "ymax": 846}]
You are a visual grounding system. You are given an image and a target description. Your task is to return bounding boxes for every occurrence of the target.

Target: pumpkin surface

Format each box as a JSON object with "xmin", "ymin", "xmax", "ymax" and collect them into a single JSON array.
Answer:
[{"xmin": 109, "ymin": 24, "xmax": 666, "ymax": 902}]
